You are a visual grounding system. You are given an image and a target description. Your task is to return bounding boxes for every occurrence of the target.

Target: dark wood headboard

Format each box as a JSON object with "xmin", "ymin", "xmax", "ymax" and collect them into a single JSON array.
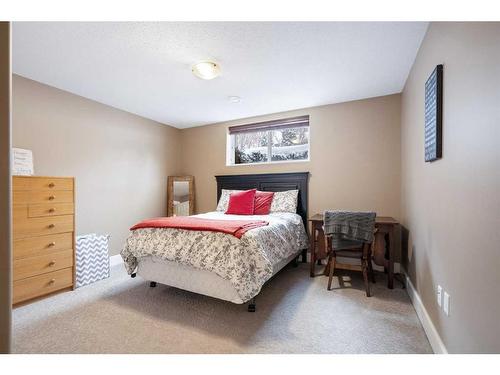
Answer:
[{"xmin": 215, "ymin": 172, "xmax": 309, "ymax": 230}]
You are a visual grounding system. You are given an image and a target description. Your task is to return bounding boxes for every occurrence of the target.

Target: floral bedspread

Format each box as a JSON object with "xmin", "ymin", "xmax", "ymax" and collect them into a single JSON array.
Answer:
[{"xmin": 121, "ymin": 211, "xmax": 308, "ymax": 302}]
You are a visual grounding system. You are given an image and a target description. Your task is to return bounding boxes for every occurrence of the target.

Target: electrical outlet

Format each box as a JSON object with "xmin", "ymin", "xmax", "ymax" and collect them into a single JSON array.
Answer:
[
  {"xmin": 437, "ymin": 285, "xmax": 442, "ymax": 307},
  {"xmin": 443, "ymin": 291, "xmax": 450, "ymax": 316}
]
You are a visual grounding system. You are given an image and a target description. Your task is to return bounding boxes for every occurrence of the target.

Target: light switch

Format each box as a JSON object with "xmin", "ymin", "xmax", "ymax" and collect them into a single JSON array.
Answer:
[
  {"xmin": 443, "ymin": 291, "xmax": 450, "ymax": 316},
  {"xmin": 437, "ymin": 285, "xmax": 442, "ymax": 307}
]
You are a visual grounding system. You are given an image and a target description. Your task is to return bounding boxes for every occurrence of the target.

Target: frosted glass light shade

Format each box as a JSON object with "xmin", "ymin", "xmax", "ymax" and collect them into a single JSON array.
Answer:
[{"xmin": 192, "ymin": 61, "xmax": 220, "ymax": 80}]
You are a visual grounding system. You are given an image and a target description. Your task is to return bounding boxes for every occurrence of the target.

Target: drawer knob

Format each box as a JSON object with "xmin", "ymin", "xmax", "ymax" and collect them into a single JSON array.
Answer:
[
  {"xmin": 48, "ymin": 224, "xmax": 55, "ymax": 229},
  {"xmin": 48, "ymin": 183, "xmax": 55, "ymax": 188},
  {"xmin": 49, "ymin": 195, "xmax": 55, "ymax": 200},
  {"xmin": 48, "ymin": 242, "xmax": 56, "ymax": 247},
  {"xmin": 48, "ymin": 261, "xmax": 56, "ymax": 267},
  {"xmin": 49, "ymin": 279, "xmax": 56, "ymax": 285},
  {"xmin": 49, "ymin": 208, "xmax": 55, "ymax": 213}
]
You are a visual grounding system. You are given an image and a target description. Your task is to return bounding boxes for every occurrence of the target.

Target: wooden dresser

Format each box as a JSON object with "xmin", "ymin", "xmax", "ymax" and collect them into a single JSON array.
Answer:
[{"xmin": 12, "ymin": 176, "xmax": 75, "ymax": 305}]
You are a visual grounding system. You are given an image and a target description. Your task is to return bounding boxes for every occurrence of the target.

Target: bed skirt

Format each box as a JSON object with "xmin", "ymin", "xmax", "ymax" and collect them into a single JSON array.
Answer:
[{"xmin": 137, "ymin": 249, "xmax": 302, "ymax": 304}]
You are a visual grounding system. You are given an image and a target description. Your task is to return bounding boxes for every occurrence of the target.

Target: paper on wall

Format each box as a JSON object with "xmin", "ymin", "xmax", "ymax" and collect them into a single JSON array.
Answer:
[{"xmin": 12, "ymin": 148, "xmax": 34, "ymax": 176}]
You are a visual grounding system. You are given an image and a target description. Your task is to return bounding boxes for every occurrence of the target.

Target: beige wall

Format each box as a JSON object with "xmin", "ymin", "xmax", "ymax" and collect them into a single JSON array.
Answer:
[
  {"xmin": 181, "ymin": 94, "xmax": 402, "ymax": 225},
  {"xmin": 0, "ymin": 22, "xmax": 12, "ymax": 354},
  {"xmin": 401, "ymin": 22, "xmax": 500, "ymax": 353},
  {"xmin": 12, "ymin": 75, "xmax": 182, "ymax": 255},
  {"xmin": 12, "ymin": 77, "xmax": 402, "ymax": 261}
]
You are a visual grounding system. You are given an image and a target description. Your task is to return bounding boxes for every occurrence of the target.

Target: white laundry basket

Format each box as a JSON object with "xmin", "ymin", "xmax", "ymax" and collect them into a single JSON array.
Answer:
[{"xmin": 76, "ymin": 233, "xmax": 110, "ymax": 288}]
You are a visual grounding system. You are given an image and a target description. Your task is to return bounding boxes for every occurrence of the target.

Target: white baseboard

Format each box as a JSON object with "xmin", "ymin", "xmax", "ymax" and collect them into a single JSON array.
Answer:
[
  {"xmin": 373, "ymin": 261, "xmax": 401, "ymax": 273},
  {"xmin": 109, "ymin": 254, "xmax": 123, "ymax": 267},
  {"xmin": 404, "ymin": 272, "xmax": 448, "ymax": 354}
]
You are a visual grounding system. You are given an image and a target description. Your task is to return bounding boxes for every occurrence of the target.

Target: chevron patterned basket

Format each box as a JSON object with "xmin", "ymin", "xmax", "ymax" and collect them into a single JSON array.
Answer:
[{"xmin": 76, "ymin": 233, "xmax": 110, "ymax": 288}]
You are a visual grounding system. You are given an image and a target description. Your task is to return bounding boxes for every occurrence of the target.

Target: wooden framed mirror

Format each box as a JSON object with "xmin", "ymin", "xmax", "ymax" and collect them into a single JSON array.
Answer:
[{"xmin": 167, "ymin": 176, "xmax": 194, "ymax": 217}]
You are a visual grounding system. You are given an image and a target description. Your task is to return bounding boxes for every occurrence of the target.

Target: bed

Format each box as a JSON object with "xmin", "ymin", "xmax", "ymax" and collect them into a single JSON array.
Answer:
[{"xmin": 121, "ymin": 172, "xmax": 309, "ymax": 311}]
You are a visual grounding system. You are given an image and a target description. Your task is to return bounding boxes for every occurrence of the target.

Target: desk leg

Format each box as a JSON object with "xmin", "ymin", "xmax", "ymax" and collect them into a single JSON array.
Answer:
[
  {"xmin": 309, "ymin": 224, "xmax": 316, "ymax": 277},
  {"xmin": 388, "ymin": 228, "xmax": 394, "ymax": 289}
]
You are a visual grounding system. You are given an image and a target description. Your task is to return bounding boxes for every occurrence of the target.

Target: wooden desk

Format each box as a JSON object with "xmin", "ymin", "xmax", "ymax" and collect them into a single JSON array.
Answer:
[{"xmin": 308, "ymin": 214, "xmax": 399, "ymax": 289}]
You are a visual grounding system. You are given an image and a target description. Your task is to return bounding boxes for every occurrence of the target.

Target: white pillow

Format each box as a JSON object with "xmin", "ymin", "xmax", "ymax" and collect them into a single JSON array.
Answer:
[
  {"xmin": 217, "ymin": 188, "xmax": 299, "ymax": 213},
  {"xmin": 269, "ymin": 190, "xmax": 299, "ymax": 213},
  {"xmin": 216, "ymin": 189, "xmax": 242, "ymax": 212}
]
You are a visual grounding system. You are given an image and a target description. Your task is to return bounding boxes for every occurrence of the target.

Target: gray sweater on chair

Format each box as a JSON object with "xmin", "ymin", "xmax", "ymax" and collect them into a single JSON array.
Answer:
[{"xmin": 323, "ymin": 211, "xmax": 376, "ymax": 250}]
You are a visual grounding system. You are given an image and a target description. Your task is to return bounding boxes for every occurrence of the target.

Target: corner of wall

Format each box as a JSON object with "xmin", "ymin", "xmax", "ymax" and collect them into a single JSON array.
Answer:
[{"xmin": 0, "ymin": 20, "xmax": 12, "ymax": 354}]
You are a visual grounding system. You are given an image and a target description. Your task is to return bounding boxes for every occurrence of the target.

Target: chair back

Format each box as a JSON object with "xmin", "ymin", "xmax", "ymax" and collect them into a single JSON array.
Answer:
[{"xmin": 323, "ymin": 211, "xmax": 376, "ymax": 250}]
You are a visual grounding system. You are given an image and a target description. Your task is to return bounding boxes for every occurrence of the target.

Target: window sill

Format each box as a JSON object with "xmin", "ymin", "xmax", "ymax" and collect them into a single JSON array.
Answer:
[{"xmin": 226, "ymin": 158, "xmax": 310, "ymax": 167}]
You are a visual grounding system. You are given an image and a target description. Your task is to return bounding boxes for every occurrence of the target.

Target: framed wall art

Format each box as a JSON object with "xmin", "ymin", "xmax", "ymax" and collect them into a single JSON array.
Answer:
[{"xmin": 424, "ymin": 64, "xmax": 443, "ymax": 162}]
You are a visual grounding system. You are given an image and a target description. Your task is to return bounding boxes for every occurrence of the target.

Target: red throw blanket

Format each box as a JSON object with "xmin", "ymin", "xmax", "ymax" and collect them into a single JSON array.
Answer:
[{"xmin": 130, "ymin": 216, "xmax": 269, "ymax": 239}]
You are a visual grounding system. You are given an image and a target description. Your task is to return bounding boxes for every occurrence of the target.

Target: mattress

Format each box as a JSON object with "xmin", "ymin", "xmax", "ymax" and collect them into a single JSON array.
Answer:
[
  {"xmin": 137, "ymin": 250, "xmax": 301, "ymax": 304},
  {"xmin": 122, "ymin": 211, "xmax": 308, "ymax": 302}
]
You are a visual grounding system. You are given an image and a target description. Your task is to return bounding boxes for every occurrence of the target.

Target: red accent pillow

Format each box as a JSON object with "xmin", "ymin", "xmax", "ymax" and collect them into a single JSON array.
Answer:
[
  {"xmin": 225, "ymin": 189, "xmax": 257, "ymax": 215},
  {"xmin": 254, "ymin": 191, "xmax": 275, "ymax": 215}
]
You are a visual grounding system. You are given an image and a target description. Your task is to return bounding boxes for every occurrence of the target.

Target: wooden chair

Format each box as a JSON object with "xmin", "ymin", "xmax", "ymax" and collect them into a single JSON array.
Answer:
[{"xmin": 324, "ymin": 229, "xmax": 377, "ymax": 297}]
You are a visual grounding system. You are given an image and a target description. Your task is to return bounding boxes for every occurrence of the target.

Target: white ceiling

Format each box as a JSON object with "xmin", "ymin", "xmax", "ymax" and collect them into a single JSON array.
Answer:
[{"xmin": 12, "ymin": 22, "xmax": 428, "ymax": 128}]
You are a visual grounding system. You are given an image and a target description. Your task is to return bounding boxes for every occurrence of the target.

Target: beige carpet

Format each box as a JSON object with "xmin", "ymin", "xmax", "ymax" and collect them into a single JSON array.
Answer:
[{"xmin": 13, "ymin": 263, "xmax": 432, "ymax": 353}]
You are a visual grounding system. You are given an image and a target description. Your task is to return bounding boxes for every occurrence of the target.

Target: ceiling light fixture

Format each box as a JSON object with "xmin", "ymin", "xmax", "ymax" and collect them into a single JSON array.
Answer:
[
  {"xmin": 228, "ymin": 96, "xmax": 241, "ymax": 103},
  {"xmin": 192, "ymin": 61, "xmax": 220, "ymax": 80}
]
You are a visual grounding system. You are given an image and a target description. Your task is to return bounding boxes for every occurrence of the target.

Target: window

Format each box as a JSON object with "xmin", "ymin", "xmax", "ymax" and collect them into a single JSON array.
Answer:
[{"xmin": 228, "ymin": 115, "xmax": 310, "ymax": 165}]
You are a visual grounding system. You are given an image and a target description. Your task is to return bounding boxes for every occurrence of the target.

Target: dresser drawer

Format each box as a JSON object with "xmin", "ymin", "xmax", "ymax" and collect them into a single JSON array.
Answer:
[
  {"xmin": 14, "ymin": 250, "xmax": 74, "ymax": 281},
  {"xmin": 13, "ymin": 215, "xmax": 74, "ymax": 239},
  {"xmin": 14, "ymin": 233, "xmax": 74, "ymax": 260},
  {"xmin": 13, "ymin": 267, "xmax": 73, "ymax": 305},
  {"xmin": 13, "ymin": 190, "xmax": 74, "ymax": 204},
  {"xmin": 13, "ymin": 204, "xmax": 28, "ymax": 222},
  {"xmin": 28, "ymin": 202, "xmax": 74, "ymax": 218},
  {"xmin": 13, "ymin": 176, "xmax": 74, "ymax": 191}
]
